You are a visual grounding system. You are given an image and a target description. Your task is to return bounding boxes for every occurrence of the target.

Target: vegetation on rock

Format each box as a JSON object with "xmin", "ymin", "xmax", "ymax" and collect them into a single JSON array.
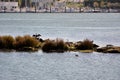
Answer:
[
  {"xmin": 0, "ymin": 34, "xmax": 120, "ymax": 53},
  {"xmin": 41, "ymin": 38, "xmax": 68, "ymax": 53},
  {"xmin": 0, "ymin": 35, "xmax": 15, "ymax": 49},
  {"xmin": 75, "ymin": 39, "xmax": 94, "ymax": 50},
  {"xmin": 0, "ymin": 35, "xmax": 40, "ymax": 51}
]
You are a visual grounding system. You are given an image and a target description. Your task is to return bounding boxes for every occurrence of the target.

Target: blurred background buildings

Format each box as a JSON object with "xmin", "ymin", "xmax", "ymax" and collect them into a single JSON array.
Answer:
[{"xmin": 0, "ymin": 0, "xmax": 120, "ymax": 12}]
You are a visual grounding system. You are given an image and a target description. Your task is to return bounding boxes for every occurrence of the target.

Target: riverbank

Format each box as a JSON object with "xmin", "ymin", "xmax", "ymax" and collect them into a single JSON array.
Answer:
[
  {"xmin": 0, "ymin": 8, "xmax": 120, "ymax": 13},
  {"xmin": 0, "ymin": 34, "xmax": 120, "ymax": 53}
]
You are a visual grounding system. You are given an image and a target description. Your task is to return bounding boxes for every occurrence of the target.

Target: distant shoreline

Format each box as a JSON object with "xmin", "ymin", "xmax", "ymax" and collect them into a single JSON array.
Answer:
[
  {"xmin": 0, "ymin": 8, "xmax": 120, "ymax": 13},
  {"xmin": 0, "ymin": 12, "xmax": 120, "ymax": 13}
]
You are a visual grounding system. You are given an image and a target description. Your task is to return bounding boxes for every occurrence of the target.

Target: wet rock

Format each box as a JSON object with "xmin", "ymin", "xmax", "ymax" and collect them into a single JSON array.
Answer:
[
  {"xmin": 33, "ymin": 33, "xmax": 41, "ymax": 37},
  {"xmin": 33, "ymin": 33, "xmax": 44, "ymax": 42},
  {"xmin": 97, "ymin": 45, "xmax": 120, "ymax": 53},
  {"xmin": 17, "ymin": 47, "xmax": 38, "ymax": 52},
  {"xmin": 93, "ymin": 44, "xmax": 99, "ymax": 48},
  {"xmin": 97, "ymin": 47, "xmax": 107, "ymax": 52},
  {"xmin": 75, "ymin": 54, "xmax": 79, "ymax": 57},
  {"xmin": 107, "ymin": 49, "xmax": 120, "ymax": 53}
]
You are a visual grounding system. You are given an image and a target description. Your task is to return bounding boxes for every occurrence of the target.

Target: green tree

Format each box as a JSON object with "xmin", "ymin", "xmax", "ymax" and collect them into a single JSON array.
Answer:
[
  {"xmin": 100, "ymin": 0, "xmax": 105, "ymax": 8},
  {"xmin": 93, "ymin": 1, "xmax": 99, "ymax": 8},
  {"xmin": 107, "ymin": 2, "xmax": 111, "ymax": 8},
  {"xmin": 18, "ymin": 0, "xmax": 22, "ymax": 7}
]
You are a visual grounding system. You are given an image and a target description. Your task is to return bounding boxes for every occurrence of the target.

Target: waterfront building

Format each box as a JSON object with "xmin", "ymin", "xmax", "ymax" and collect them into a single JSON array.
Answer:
[
  {"xmin": 0, "ymin": 0, "xmax": 18, "ymax": 12},
  {"xmin": 67, "ymin": 0, "xmax": 84, "ymax": 2},
  {"xmin": 30, "ymin": 0, "xmax": 85, "ymax": 12},
  {"xmin": 31, "ymin": 0, "xmax": 54, "ymax": 9}
]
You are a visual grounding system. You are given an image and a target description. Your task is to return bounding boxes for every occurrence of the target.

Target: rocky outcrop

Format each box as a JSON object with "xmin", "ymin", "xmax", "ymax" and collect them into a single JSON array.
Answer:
[{"xmin": 97, "ymin": 45, "xmax": 120, "ymax": 53}]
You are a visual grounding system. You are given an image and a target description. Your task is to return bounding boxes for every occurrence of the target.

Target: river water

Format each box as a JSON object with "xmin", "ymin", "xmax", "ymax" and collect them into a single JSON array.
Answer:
[
  {"xmin": 0, "ymin": 13, "xmax": 120, "ymax": 46},
  {"xmin": 0, "ymin": 13, "xmax": 120, "ymax": 80}
]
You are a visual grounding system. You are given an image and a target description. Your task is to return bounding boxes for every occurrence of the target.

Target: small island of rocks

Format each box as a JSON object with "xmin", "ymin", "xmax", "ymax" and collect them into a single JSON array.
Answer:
[{"xmin": 0, "ymin": 34, "xmax": 120, "ymax": 53}]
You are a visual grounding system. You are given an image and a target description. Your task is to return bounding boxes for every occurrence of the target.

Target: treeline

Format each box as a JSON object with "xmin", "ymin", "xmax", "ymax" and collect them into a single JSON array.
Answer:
[
  {"xmin": 19, "ymin": 0, "xmax": 31, "ymax": 8},
  {"xmin": 1, "ymin": 0, "xmax": 119, "ymax": 9},
  {"xmin": 84, "ymin": 0, "xmax": 120, "ymax": 3},
  {"xmin": 84, "ymin": 0, "xmax": 120, "ymax": 8}
]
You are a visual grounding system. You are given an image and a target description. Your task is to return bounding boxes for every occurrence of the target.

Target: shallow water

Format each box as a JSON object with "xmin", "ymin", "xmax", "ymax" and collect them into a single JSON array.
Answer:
[{"xmin": 0, "ymin": 13, "xmax": 120, "ymax": 80}]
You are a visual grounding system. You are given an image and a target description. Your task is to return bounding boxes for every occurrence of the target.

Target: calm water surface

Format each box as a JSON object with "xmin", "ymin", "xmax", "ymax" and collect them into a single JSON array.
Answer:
[
  {"xmin": 0, "ymin": 13, "xmax": 120, "ymax": 80},
  {"xmin": 0, "ymin": 13, "xmax": 120, "ymax": 46},
  {"xmin": 0, "ymin": 52, "xmax": 120, "ymax": 80}
]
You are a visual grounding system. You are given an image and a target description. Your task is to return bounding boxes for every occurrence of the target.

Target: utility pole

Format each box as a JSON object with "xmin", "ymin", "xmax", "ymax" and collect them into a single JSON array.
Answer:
[
  {"xmin": 29, "ymin": 0, "xmax": 31, "ymax": 12},
  {"xmin": 64, "ymin": 0, "xmax": 67, "ymax": 13},
  {"xmin": 3, "ymin": 0, "xmax": 5, "ymax": 13},
  {"xmin": 35, "ymin": 0, "xmax": 37, "ymax": 13},
  {"xmin": 18, "ymin": 0, "xmax": 21, "ymax": 12},
  {"xmin": 1, "ymin": 0, "xmax": 4, "ymax": 12},
  {"xmin": 0, "ymin": 0, "xmax": 1, "ymax": 12},
  {"xmin": 9, "ymin": 0, "xmax": 10, "ymax": 12},
  {"xmin": 79, "ymin": 0, "xmax": 81, "ymax": 13},
  {"xmin": 50, "ymin": 1, "xmax": 52, "ymax": 13},
  {"xmin": 25, "ymin": 0, "xmax": 27, "ymax": 12}
]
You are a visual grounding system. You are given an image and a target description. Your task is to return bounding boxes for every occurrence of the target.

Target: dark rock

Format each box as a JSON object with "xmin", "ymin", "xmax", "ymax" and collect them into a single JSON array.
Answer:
[
  {"xmin": 93, "ymin": 44, "xmax": 99, "ymax": 48},
  {"xmin": 32, "ymin": 33, "xmax": 44, "ymax": 42},
  {"xmin": 107, "ymin": 49, "xmax": 120, "ymax": 53},
  {"xmin": 75, "ymin": 54, "xmax": 79, "ymax": 57},
  {"xmin": 97, "ymin": 48, "xmax": 106, "ymax": 52},
  {"xmin": 106, "ymin": 44, "xmax": 113, "ymax": 48},
  {"xmin": 39, "ymin": 38, "xmax": 44, "ymax": 42},
  {"xmin": 17, "ymin": 47, "xmax": 38, "ymax": 52},
  {"xmin": 97, "ymin": 46, "xmax": 120, "ymax": 53},
  {"xmin": 33, "ymin": 33, "xmax": 41, "ymax": 38}
]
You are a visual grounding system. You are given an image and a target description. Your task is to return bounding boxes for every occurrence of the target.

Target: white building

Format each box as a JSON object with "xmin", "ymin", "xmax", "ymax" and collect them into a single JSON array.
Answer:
[
  {"xmin": 66, "ymin": 0, "xmax": 84, "ymax": 3},
  {"xmin": 31, "ymin": 0, "xmax": 54, "ymax": 9},
  {"xmin": 30, "ymin": 0, "xmax": 84, "ymax": 12},
  {"xmin": 31, "ymin": 0, "xmax": 69, "ymax": 9},
  {"xmin": 0, "ymin": 1, "xmax": 18, "ymax": 12}
]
